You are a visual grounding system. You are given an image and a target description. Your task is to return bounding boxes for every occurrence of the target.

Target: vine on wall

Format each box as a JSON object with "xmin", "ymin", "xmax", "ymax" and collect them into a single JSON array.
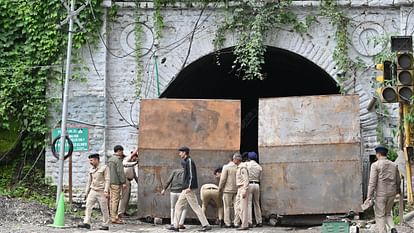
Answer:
[
  {"xmin": 0, "ymin": 0, "xmax": 104, "ymax": 163},
  {"xmin": 214, "ymin": 0, "xmax": 314, "ymax": 80},
  {"xmin": 134, "ymin": 1, "xmax": 144, "ymax": 96}
]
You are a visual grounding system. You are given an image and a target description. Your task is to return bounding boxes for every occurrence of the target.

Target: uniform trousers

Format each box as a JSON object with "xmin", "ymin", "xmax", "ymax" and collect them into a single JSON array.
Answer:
[
  {"xmin": 84, "ymin": 189, "xmax": 110, "ymax": 226},
  {"xmin": 235, "ymin": 187, "xmax": 249, "ymax": 228},
  {"xmin": 118, "ymin": 179, "xmax": 131, "ymax": 215},
  {"xmin": 222, "ymin": 192, "xmax": 237, "ymax": 226},
  {"xmin": 110, "ymin": 184, "xmax": 122, "ymax": 221},
  {"xmin": 248, "ymin": 183, "xmax": 262, "ymax": 224},
  {"xmin": 201, "ymin": 188, "xmax": 223, "ymax": 221},
  {"xmin": 174, "ymin": 190, "xmax": 209, "ymax": 227},
  {"xmin": 374, "ymin": 195, "xmax": 396, "ymax": 233},
  {"xmin": 170, "ymin": 192, "xmax": 188, "ymax": 225}
]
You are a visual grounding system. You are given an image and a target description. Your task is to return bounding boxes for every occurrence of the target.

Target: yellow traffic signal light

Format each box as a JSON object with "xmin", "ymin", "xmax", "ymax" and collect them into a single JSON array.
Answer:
[{"xmin": 375, "ymin": 61, "xmax": 392, "ymax": 84}]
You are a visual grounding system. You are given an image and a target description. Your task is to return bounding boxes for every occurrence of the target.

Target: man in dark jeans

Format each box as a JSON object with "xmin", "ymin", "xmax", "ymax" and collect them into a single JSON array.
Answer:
[{"xmin": 168, "ymin": 146, "xmax": 212, "ymax": 232}]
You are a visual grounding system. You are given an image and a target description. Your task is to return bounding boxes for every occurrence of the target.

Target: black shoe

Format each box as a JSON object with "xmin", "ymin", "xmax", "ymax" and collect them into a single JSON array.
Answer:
[
  {"xmin": 256, "ymin": 223, "xmax": 263, "ymax": 227},
  {"xmin": 77, "ymin": 223, "xmax": 91, "ymax": 229},
  {"xmin": 237, "ymin": 227, "xmax": 249, "ymax": 231},
  {"xmin": 219, "ymin": 220, "xmax": 224, "ymax": 228},
  {"xmin": 248, "ymin": 223, "xmax": 253, "ymax": 228},
  {"xmin": 199, "ymin": 225, "xmax": 212, "ymax": 232},
  {"xmin": 224, "ymin": 225, "xmax": 232, "ymax": 228},
  {"xmin": 167, "ymin": 226, "xmax": 179, "ymax": 232},
  {"xmin": 391, "ymin": 228, "xmax": 398, "ymax": 233},
  {"xmin": 99, "ymin": 226, "xmax": 109, "ymax": 230}
]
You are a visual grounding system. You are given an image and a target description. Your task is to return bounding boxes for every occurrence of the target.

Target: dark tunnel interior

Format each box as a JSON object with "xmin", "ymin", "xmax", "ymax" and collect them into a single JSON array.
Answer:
[{"xmin": 160, "ymin": 46, "xmax": 340, "ymax": 153}]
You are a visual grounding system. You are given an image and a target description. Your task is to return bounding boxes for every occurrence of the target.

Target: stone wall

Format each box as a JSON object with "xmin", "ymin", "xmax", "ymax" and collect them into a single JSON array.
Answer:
[{"xmin": 46, "ymin": 0, "xmax": 413, "ymax": 200}]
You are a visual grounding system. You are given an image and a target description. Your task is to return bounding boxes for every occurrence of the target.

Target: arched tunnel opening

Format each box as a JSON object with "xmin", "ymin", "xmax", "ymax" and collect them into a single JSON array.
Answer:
[{"xmin": 160, "ymin": 46, "xmax": 340, "ymax": 154}]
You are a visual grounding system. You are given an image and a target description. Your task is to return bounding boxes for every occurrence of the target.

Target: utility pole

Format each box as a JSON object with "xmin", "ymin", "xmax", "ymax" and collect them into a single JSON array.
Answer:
[
  {"xmin": 403, "ymin": 104, "xmax": 413, "ymax": 204},
  {"xmin": 56, "ymin": 0, "xmax": 76, "ymax": 205}
]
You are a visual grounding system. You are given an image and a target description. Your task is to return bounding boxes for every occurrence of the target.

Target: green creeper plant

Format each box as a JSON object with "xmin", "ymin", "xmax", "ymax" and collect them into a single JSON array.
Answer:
[
  {"xmin": 214, "ymin": 0, "xmax": 313, "ymax": 80},
  {"xmin": 0, "ymin": 0, "xmax": 104, "ymax": 182}
]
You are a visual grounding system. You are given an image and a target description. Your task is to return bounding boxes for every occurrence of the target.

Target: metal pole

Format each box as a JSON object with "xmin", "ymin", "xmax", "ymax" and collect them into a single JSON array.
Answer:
[
  {"xmin": 154, "ymin": 55, "xmax": 160, "ymax": 97},
  {"xmin": 68, "ymin": 154, "xmax": 73, "ymax": 205},
  {"xmin": 56, "ymin": 0, "xmax": 75, "ymax": 205},
  {"xmin": 399, "ymin": 102, "xmax": 405, "ymax": 224},
  {"xmin": 403, "ymin": 103, "xmax": 413, "ymax": 204}
]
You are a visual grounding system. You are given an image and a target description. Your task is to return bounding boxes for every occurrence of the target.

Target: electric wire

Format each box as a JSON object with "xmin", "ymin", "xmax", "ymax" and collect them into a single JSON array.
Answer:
[
  {"xmin": 86, "ymin": 40, "xmax": 138, "ymax": 129},
  {"xmin": 88, "ymin": 1, "xmax": 155, "ymax": 59},
  {"xmin": 181, "ymin": 4, "xmax": 207, "ymax": 71}
]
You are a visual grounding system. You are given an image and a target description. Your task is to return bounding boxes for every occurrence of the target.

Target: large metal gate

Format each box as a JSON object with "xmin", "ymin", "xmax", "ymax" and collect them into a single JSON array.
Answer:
[
  {"xmin": 136, "ymin": 99, "xmax": 241, "ymax": 219},
  {"xmin": 136, "ymin": 95, "xmax": 363, "ymax": 219},
  {"xmin": 259, "ymin": 95, "xmax": 363, "ymax": 215}
]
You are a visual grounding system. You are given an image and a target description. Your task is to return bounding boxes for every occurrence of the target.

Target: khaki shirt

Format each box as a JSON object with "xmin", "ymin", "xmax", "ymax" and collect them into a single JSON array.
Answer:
[
  {"xmin": 218, "ymin": 161, "xmax": 238, "ymax": 194},
  {"xmin": 246, "ymin": 160, "xmax": 262, "ymax": 182},
  {"xmin": 236, "ymin": 162, "xmax": 249, "ymax": 192},
  {"xmin": 367, "ymin": 157, "xmax": 401, "ymax": 199},
  {"xmin": 123, "ymin": 155, "xmax": 138, "ymax": 182},
  {"xmin": 85, "ymin": 164, "xmax": 110, "ymax": 195}
]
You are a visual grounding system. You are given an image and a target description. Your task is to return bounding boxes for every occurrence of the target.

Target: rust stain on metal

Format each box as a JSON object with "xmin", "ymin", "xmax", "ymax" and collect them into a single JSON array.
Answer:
[
  {"xmin": 139, "ymin": 99, "xmax": 241, "ymax": 151},
  {"xmin": 259, "ymin": 95, "xmax": 362, "ymax": 216},
  {"xmin": 137, "ymin": 99, "xmax": 241, "ymax": 219}
]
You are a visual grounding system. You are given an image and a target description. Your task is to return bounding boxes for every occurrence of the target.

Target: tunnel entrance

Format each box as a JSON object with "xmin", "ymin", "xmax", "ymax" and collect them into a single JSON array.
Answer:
[{"xmin": 160, "ymin": 46, "xmax": 340, "ymax": 153}]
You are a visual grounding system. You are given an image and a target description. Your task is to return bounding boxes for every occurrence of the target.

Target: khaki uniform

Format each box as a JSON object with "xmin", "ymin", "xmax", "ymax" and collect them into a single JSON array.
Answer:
[
  {"xmin": 367, "ymin": 157, "xmax": 401, "ymax": 233},
  {"xmin": 246, "ymin": 160, "xmax": 262, "ymax": 225},
  {"xmin": 84, "ymin": 164, "xmax": 110, "ymax": 227},
  {"xmin": 118, "ymin": 155, "xmax": 138, "ymax": 216},
  {"xmin": 200, "ymin": 184, "xmax": 223, "ymax": 221},
  {"xmin": 218, "ymin": 161, "xmax": 238, "ymax": 226},
  {"xmin": 108, "ymin": 155, "xmax": 126, "ymax": 222},
  {"xmin": 235, "ymin": 162, "xmax": 249, "ymax": 228}
]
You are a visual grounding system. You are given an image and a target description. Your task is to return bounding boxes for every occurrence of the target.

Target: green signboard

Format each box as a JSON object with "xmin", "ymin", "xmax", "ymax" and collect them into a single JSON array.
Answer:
[{"xmin": 52, "ymin": 128, "xmax": 89, "ymax": 152}]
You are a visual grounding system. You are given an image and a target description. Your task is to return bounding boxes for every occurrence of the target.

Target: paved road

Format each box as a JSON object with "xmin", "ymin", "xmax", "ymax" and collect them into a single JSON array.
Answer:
[
  {"xmin": 2, "ymin": 214, "xmax": 414, "ymax": 233},
  {"xmin": 2, "ymin": 219, "xmax": 414, "ymax": 233}
]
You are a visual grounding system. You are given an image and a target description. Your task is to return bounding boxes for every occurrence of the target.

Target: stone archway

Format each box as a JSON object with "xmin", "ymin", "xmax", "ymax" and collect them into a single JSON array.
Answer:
[{"xmin": 160, "ymin": 46, "xmax": 341, "ymax": 152}]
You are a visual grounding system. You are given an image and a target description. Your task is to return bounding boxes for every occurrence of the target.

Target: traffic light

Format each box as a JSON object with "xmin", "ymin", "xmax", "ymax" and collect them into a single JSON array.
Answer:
[
  {"xmin": 375, "ymin": 61, "xmax": 393, "ymax": 84},
  {"xmin": 396, "ymin": 52, "xmax": 414, "ymax": 103},
  {"xmin": 376, "ymin": 61, "xmax": 397, "ymax": 103},
  {"xmin": 378, "ymin": 86, "xmax": 398, "ymax": 103}
]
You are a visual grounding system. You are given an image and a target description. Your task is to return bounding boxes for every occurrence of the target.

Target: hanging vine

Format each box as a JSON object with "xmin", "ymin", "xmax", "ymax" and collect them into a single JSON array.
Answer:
[
  {"xmin": 214, "ymin": 0, "xmax": 314, "ymax": 80},
  {"xmin": 134, "ymin": 1, "xmax": 144, "ymax": 96},
  {"xmin": 0, "ymin": 0, "xmax": 104, "ymax": 160}
]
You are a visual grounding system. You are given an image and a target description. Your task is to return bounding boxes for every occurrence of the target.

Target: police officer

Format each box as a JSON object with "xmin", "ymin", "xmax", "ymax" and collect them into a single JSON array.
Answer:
[
  {"xmin": 246, "ymin": 152, "xmax": 262, "ymax": 227},
  {"xmin": 234, "ymin": 153, "xmax": 249, "ymax": 231},
  {"xmin": 364, "ymin": 145, "xmax": 401, "ymax": 233},
  {"xmin": 200, "ymin": 167, "xmax": 224, "ymax": 227},
  {"xmin": 218, "ymin": 154, "xmax": 238, "ymax": 228},
  {"xmin": 78, "ymin": 153, "xmax": 110, "ymax": 230},
  {"xmin": 118, "ymin": 151, "xmax": 139, "ymax": 218}
]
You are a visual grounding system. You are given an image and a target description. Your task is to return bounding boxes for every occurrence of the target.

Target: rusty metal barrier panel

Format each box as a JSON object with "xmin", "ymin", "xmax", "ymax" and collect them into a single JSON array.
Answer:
[
  {"xmin": 137, "ymin": 99, "xmax": 241, "ymax": 219},
  {"xmin": 259, "ymin": 95, "xmax": 362, "ymax": 216}
]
